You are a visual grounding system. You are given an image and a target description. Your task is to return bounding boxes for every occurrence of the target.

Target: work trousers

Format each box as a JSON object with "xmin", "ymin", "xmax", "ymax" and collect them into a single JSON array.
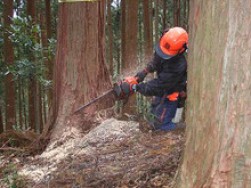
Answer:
[{"xmin": 150, "ymin": 97, "xmax": 178, "ymax": 131}]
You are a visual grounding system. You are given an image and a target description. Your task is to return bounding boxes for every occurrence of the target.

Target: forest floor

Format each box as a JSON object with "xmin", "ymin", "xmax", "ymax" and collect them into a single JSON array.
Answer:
[{"xmin": 0, "ymin": 118, "xmax": 185, "ymax": 188}]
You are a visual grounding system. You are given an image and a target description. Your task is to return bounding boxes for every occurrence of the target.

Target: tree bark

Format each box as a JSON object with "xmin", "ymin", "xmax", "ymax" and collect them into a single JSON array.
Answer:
[
  {"xmin": 0, "ymin": 108, "xmax": 3, "ymax": 133},
  {"xmin": 121, "ymin": 0, "xmax": 138, "ymax": 114},
  {"xmin": 162, "ymin": 0, "xmax": 166, "ymax": 30},
  {"xmin": 18, "ymin": 80, "xmax": 23, "ymax": 128},
  {"xmin": 107, "ymin": 0, "xmax": 113, "ymax": 75},
  {"xmin": 50, "ymin": 1, "xmax": 113, "ymax": 140},
  {"xmin": 45, "ymin": 0, "xmax": 52, "ymax": 39},
  {"xmin": 121, "ymin": 0, "xmax": 126, "ymax": 71},
  {"xmin": 27, "ymin": 0, "xmax": 36, "ymax": 131},
  {"xmin": 143, "ymin": 0, "xmax": 153, "ymax": 60},
  {"xmin": 178, "ymin": 1, "xmax": 251, "ymax": 187},
  {"xmin": 182, "ymin": 0, "xmax": 187, "ymax": 29},
  {"xmin": 154, "ymin": 0, "xmax": 159, "ymax": 44},
  {"xmin": 121, "ymin": 0, "xmax": 138, "ymax": 71},
  {"xmin": 173, "ymin": 0, "xmax": 180, "ymax": 26},
  {"xmin": 45, "ymin": 0, "xmax": 53, "ymax": 109},
  {"xmin": 3, "ymin": 0, "xmax": 15, "ymax": 130},
  {"xmin": 27, "ymin": 0, "xmax": 36, "ymax": 19}
]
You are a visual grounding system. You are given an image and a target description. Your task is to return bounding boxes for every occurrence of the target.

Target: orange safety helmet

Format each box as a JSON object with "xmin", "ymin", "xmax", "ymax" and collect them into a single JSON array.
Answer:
[{"xmin": 155, "ymin": 27, "xmax": 188, "ymax": 59}]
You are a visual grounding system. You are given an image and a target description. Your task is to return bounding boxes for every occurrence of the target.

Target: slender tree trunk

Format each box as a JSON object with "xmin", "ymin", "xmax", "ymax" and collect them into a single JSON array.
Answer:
[
  {"xmin": 27, "ymin": 0, "xmax": 36, "ymax": 131},
  {"xmin": 154, "ymin": 0, "xmax": 159, "ymax": 44},
  {"xmin": 121, "ymin": 0, "xmax": 138, "ymax": 70},
  {"xmin": 27, "ymin": 0, "xmax": 35, "ymax": 19},
  {"xmin": 107, "ymin": 0, "xmax": 113, "ymax": 75},
  {"xmin": 186, "ymin": 0, "xmax": 189, "ymax": 31},
  {"xmin": 49, "ymin": 1, "xmax": 114, "ymax": 140},
  {"xmin": 121, "ymin": 0, "xmax": 126, "ymax": 72},
  {"xmin": 35, "ymin": 3, "xmax": 43, "ymax": 133},
  {"xmin": 40, "ymin": 0, "xmax": 50, "ymax": 131},
  {"xmin": 162, "ymin": 0, "xmax": 166, "ymax": 29},
  {"xmin": 35, "ymin": 80, "xmax": 42, "ymax": 133},
  {"xmin": 178, "ymin": 1, "xmax": 251, "ymax": 187},
  {"xmin": 40, "ymin": 12, "xmax": 47, "ymax": 126},
  {"xmin": 182, "ymin": 0, "xmax": 187, "ymax": 29},
  {"xmin": 0, "ymin": 108, "xmax": 3, "ymax": 133},
  {"xmin": 121, "ymin": 0, "xmax": 139, "ymax": 114},
  {"xmin": 45, "ymin": 0, "xmax": 52, "ymax": 39},
  {"xmin": 3, "ymin": 0, "xmax": 15, "ymax": 130},
  {"xmin": 173, "ymin": 0, "xmax": 180, "ymax": 26},
  {"xmin": 143, "ymin": 0, "xmax": 153, "ymax": 60},
  {"xmin": 45, "ymin": 0, "xmax": 53, "ymax": 109},
  {"xmin": 114, "ymin": 0, "xmax": 121, "ymax": 78},
  {"xmin": 27, "ymin": 0, "xmax": 43, "ymax": 132},
  {"xmin": 28, "ymin": 80, "xmax": 36, "ymax": 131},
  {"xmin": 18, "ymin": 80, "xmax": 23, "ymax": 128},
  {"xmin": 23, "ymin": 86, "xmax": 27, "ymax": 129}
]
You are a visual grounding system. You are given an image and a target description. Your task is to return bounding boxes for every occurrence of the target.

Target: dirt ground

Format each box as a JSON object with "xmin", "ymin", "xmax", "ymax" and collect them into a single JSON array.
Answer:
[{"xmin": 0, "ymin": 118, "xmax": 185, "ymax": 188}]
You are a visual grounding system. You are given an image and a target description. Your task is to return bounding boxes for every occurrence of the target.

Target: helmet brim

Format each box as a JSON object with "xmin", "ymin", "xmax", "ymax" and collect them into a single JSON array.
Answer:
[{"xmin": 155, "ymin": 43, "xmax": 174, "ymax": 60}]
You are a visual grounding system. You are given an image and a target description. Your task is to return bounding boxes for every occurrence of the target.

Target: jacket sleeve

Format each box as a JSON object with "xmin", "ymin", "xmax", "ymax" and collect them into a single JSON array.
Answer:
[{"xmin": 136, "ymin": 60, "xmax": 187, "ymax": 97}]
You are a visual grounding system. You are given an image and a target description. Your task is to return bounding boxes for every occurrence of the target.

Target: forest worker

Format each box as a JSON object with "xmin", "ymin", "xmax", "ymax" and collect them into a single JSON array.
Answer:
[{"xmin": 121, "ymin": 27, "xmax": 188, "ymax": 131}]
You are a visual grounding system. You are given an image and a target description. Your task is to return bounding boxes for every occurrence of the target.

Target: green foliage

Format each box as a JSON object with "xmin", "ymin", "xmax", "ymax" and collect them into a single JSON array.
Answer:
[{"xmin": 5, "ymin": 15, "xmax": 54, "ymax": 87}]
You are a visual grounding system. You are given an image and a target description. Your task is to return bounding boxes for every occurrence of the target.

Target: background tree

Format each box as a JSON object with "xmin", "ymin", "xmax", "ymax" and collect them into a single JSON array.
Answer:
[
  {"xmin": 26, "ymin": 0, "xmax": 36, "ymax": 131},
  {"xmin": 3, "ymin": 0, "xmax": 15, "ymax": 130},
  {"xmin": 143, "ymin": 0, "xmax": 153, "ymax": 60},
  {"xmin": 0, "ymin": 1, "xmax": 3, "ymax": 133},
  {"xmin": 39, "ymin": 0, "xmax": 53, "ymax": 124},
  {"xmin": 178, "ymin": 0, "xmax": 251, "ymax": 187},
  {"xmin": 121, "ymin": 0, "xmax": 139, "ymax": 113},
  {"xmin": 0, "ymin": 108, "xmax": 2, "ymax": 133},
  {"xmin": 121, "ymin": 0, "xmax": 138, "ymax": 72},
  {"xmin": 154, "ymin": 0, "xmax": 160, "ymax": 43},
  {"xmin": 173, "ymin": 0, "xmax": 180, "ymax": 26},
  {"xmin": 106, "ymin": 0, "xmax": 113, "ymax": 75},
  {"xmin": 48, "ymin": 1, "xmax": 114, "ymax": 139}
]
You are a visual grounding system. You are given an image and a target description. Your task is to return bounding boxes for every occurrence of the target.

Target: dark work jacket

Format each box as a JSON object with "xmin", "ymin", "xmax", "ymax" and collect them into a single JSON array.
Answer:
[{"xmin": 136, "ymin": 52, "xmax": 187, "ymax": 97}]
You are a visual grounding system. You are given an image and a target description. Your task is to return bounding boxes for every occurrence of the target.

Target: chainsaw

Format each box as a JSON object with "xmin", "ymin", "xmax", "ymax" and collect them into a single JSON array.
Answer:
[{"xmin": 74, "ymin": 81, "xmax": 131, "ymax": 114}]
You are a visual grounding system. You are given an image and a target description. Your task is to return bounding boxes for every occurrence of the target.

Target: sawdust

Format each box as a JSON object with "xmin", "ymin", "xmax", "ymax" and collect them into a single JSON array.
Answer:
[{"xmin": 1, "ymin": 118, "xmax": 185, "ymax": 187}]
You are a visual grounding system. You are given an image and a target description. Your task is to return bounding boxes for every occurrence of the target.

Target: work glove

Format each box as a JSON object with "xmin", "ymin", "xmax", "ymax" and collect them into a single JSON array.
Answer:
[{"xmin": 135, "ymin": 69, "xmax": 148, "ymax": 82}]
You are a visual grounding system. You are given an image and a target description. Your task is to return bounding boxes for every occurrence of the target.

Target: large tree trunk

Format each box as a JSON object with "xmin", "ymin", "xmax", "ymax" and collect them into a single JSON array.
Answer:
[
  {"xmin": 3, "ymin": 0, "xmax": 15, "ymax": 130},
  {"xmin": 178, "ymin": 1, "xmax": 251, "ymax": 187},
  {"xmin": 50, "ymin": 1, "xmax": 113, "ymax": 140}
]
